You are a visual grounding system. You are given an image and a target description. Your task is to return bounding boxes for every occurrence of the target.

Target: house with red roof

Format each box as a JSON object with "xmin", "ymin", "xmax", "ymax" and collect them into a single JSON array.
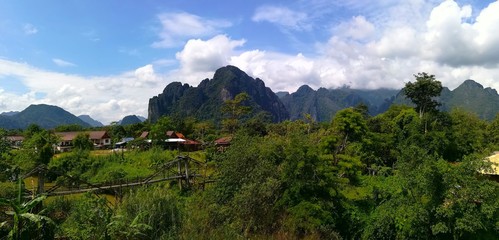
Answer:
[
  {"xmin": 214, "ymin": 136, "xmax": 232, "ymax": 152},
  {"xmin": 165, "ymin": 131, "xmax": 201, "ymax": 151},
  {"xmin": 55, "ymin": 131, "xmax": 111, "ymax": 152}
]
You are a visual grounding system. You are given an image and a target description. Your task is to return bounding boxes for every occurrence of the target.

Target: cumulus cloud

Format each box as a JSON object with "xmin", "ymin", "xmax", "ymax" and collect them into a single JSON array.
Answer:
[
  {"xmin": 152, "ymin": 12, "xmax": 232, "ymax": 48},
  {"xmin": 371, "ymin": 26, "xmax": 420, "ymax": 58},
  {"xmin": 422, "ymin": 0, "xmax": 499, "ymax": 67},
  {"xmin": 169, "ymin": 35, "xmax": 246, "ymax": 86},
  {"xmin": 333, "ymin": 16, "xmax": 375, "ymax": 40},
  {"xmin": 175, "ymin": 1, "xmax": 499, "ymax": 92},
  {"xmin": 0, "ymin": 59, "xmax": 166, "ymax": 124},
  {"xmin": 134, "ymin": 64, "xmax": 161, "ymax": 87},
  {"xmin": 252, "ymin": 6, "xmax": 310, "ymax": 30},
  {"xmin": 52, "ymin": 58, "xmax": 76, "ymax": 67},
  {"xmin": 230, "ymin": 51, "xmax": 320, "ymax": 91}
]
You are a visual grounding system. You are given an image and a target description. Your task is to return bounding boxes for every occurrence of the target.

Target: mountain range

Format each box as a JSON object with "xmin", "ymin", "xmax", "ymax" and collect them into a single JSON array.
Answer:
[
  {"xmin": 278, "ymin": 86, "xmax": 398, "ymax": 122},
  {"xmin": 149, "ymin": 65, "xmax": 499, "ymax": 123},
  {"xmin": 78, "ymin": 115, "xmax": 104, "ymax": 127},
  {"xmin": 0, "ymin": 104, "xmax": 91, "ymax": 129},
  {"xmin": 0, "ymin": 105, "xmax": 145, "ymax": 130},
  {"xmin": 1, "ymin": 66, "xmax": 498, "ymax": 130}
]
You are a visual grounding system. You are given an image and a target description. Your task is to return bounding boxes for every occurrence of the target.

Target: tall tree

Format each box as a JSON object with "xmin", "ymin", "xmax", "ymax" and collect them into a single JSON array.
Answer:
[
  {"xmin": 323, "ymin": 108, "xmax": 368, "ymax": 165},
  {"xmin": 72, "ymin": 133, "xmax": 94, "ymax": 151},
  {"xmin": 221, "ymin": 92, "xmax": 252, "ymax": 134},
  {"xmin": 486, "ymin": 113, "xmax": 499, "ymax": 147},
  {"xmin": 403, "ymin": 72, "xmax": 443, "ymax": 119},
  {"xmin": 149, "ymin": 116, "xmax": 175, "ymax": 145}
]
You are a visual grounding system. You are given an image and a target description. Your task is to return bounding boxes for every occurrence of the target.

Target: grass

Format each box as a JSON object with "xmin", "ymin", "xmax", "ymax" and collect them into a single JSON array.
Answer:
[{"xmin": 48, "ymin": 148, "xmax": 208, "ymax": 184}]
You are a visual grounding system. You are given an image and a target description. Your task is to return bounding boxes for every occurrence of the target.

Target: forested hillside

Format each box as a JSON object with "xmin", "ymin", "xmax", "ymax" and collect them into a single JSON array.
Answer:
[
  {"xmin": 0, "ymin": 104, "xmax": 91, "ymax": 129},
  {"xmin": 148, "ymin": 65, "xmax": 289, "ymax": 123},
  {"xmin": 150, "ymin": 66, "xmax": 499, "ymax": 124}
]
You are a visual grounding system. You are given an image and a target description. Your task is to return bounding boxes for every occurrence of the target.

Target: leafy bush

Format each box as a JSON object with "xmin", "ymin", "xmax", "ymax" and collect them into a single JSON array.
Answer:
[
  {"xmin": 112, "ymin": 186, "xmax": 184, "ymax": 239},
  {"xmin": 60, "ymin": 193, "xmax": 112, "ymax": 239}
]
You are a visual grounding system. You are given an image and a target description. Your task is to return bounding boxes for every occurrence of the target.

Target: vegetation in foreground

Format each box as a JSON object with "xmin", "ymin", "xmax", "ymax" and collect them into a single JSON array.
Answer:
[{"xmin": 0, "ymin": 73, "xmax": 499, "ymax": 239}]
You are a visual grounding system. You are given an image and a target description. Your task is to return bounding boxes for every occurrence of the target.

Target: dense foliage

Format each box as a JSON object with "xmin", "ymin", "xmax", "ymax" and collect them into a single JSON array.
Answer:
[{"xmin": 1, "ymin": 76, "xmax": 499, "ymax": 239}]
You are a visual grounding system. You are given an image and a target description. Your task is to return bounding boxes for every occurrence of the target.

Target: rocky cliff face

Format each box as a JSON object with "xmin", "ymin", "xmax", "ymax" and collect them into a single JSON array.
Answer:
[
  {"xmin": 393, "ymin": 79, "xmax": 499, "ymax": 120},
  {"xmin": 148, "ymin": 69, "xmax": 498, "ymax": 124},
  {"xmin": 148, "ymin": 65, "xmax": 289, "ymax": 123},
  {"xmin": 148, "ymin": 82, "xmax": 191, "ymax": 123},
  {"xmin": 280, "ymin": 85, "xmax": 399, "ymax": 122},
  {"xmin": 442, "ymin": 80, "xmax": 499, "ymax": 120}
]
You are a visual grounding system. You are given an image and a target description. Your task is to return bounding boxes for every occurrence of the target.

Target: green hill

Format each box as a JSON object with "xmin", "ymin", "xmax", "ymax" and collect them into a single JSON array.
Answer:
[{"xmin": 0, "ymin": 104, "xmax": 90, "ymax": 129}]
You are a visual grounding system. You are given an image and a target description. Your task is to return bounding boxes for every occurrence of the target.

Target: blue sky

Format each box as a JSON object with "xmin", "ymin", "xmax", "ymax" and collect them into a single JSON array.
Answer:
[{"xmin": 1, "ymin": 0, "xmax": 498, "ymax": 124}]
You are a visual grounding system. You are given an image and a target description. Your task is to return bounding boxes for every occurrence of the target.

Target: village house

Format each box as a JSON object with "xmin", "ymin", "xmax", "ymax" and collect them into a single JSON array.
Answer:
[
  {"xmin": 139, "ymin": 131, "xmax": 149, "ymax": 139},
  {"xmin": 165, "ymin": 131, "xmax": 201, "ymax": 151},
  {"xmin": 4, "ymin": 135, "xmax": 25, "ymax": 149},
  {"xmin": 214, "ymin": 136, "xmax": 232, "ymax": 152},
  {"xmin": 115, "ymin": 137, "xmax": 135, "ymax": 148},
  {"xmin": 56, "ymin": 131, "xmax": 112, "ymax": 152}
]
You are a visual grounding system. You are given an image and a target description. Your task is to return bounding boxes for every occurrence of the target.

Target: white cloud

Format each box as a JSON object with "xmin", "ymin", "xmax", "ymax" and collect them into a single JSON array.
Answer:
[
  {"xmin": 23, "ymin": 23, "xmax": 38, "ymax": 35},
  {"xmin": 371, "ymin": 26, "xmax": 420, "ymax": 58},
  {"xmin": 175, "ymin": 1, "xmax": 499, "ymax": 93},
  {"xmin": 164, "ymin": 0, "xmax": 499, "ymax": 94},
  {"xmin": 252, "ymin": 6, "xmax": 310, "ymax": 30},
  {"xmin": 152, "ymin": 12, "xmax": 232, "ymax": 48},
  {"xmin": 424, "ymin": 0, "xmax": 499, "ymax": 67},
  {"xmin": 52, "ymin": 58, "xmax": 76, "ymax": 67},
  {"xmin": 230, "ymin": 51, "xmax": 320, "ymax": 91},
  {"xmin": 172, "ymin": 35, "xmax": 246, "ymax": 85},
  {"xmin": 134, "ymin": 64, "xmax": 161, "ymax": 87},
  {"xmin": 0, "ymin": 59, "xmax": 167, "ymax": 124},
  {"xmin": 334, "ymin": 16, "xmax": 375, "ymax": 40}
]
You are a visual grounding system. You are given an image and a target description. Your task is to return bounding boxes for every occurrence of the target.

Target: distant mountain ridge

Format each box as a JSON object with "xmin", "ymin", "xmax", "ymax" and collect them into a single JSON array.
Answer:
[
  {"xmin": 0, "ymin": 104, "xmax": 90, "ymax": 129},
  {"xmin": 279, "ymin": 85, "xmax": 399, "ymax": 122},
  {"xmin": 0, "ymin": 111, "xmax": 19, "ymax": 116},
  {"xmin": 1, "ymin": 70, "xmax": 497, "ymax": 131},
  {"xmin": 148, "ymin": 65, "xmax": 289, "ymax": 123},
  {"xmin": 119, "ymin": 115, "xmax": 143, "ymax": 125},
  {"xmin": 78, "ymin": 115, "xmax": 104, "ymax": 127},
  {"xmin": 393, "ymin": 79, "xmax": 499, "ymax": 120},
  {"xmin": 149, "ymin": 66, "xmax": 498, "ymax": 123}
]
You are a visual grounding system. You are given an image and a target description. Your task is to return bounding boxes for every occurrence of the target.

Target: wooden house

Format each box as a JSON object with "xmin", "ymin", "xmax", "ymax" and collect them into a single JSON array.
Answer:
[
  {"xmin": 214, "ymin": 136, "xmax": 232, "ymax": 152},
  {"xmin": 55, "ymin": 131, "xmax": 112, "ymax": 152}
]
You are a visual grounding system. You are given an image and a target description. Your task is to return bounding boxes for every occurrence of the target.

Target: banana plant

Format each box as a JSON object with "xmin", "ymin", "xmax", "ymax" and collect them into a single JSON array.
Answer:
[{"xmin": 0, "ymin": 178, "xmax": 54, "ymax": 240}]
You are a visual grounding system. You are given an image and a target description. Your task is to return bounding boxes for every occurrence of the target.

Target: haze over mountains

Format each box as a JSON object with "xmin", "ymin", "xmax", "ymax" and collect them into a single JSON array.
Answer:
[{"xmin": 1, "ymin": 66, "xmax": 498, "ymax": 130}]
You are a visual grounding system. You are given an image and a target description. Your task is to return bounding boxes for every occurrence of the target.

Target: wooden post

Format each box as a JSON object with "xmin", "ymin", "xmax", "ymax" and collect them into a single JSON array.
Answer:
[
  {"xmin": 177, "ymin": 159, "xmax": 182, "ymax": 190},
  {"xmin": 184, "ymin": 157, "xmax": 190, "ymax": 188},
  {"xmin": 34, "ymin": 167, "xmax": 45, "ymax": 211},
  {"xmin": 37, "ymin": 168, "xmax": 45, "ymax": 195}
]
